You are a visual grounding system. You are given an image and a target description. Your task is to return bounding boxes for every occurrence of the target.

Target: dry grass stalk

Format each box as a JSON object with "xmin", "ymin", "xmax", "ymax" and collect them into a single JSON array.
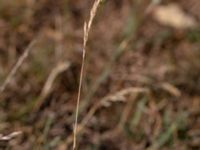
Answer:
[
  {"xmin": 0, "ymin": 131, "xmax": 22, "ymax": 141},
  {"xmin": 100, "ymin": 87, "xmax": 149, "ymax": 107},
  {"xmin": 160, "ymin": 82, "xmax": 181, "ymax": 97},
  {"xmin": 73, "ymin": 1, "xmax": 103, "ymax": 149},
  {"xmin": 0, "ymin": 39, "xmax": 37, "ymax": 94},
  {"xmin": 65, "ymin": 87, "xmax": 149, "ymax": 148},
  {"xmin": 34, "ymin": 62, "xmax": 70, "ymax": 110},
  {"xmin": 0, "ymin": 131, "xmax": 22, "ymax": 148}
]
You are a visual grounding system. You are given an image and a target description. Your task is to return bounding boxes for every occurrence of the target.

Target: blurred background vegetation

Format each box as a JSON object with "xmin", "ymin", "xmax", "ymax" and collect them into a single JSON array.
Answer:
[{"xmin": 0, "ymin": 0, "xmax": 200, "ymax": 149}]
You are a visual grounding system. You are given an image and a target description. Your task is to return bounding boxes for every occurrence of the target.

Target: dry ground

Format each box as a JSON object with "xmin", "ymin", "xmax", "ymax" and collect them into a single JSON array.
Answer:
[{"xmin": 0, "ymin": 0, "xmax": 200, "ymax": 149}]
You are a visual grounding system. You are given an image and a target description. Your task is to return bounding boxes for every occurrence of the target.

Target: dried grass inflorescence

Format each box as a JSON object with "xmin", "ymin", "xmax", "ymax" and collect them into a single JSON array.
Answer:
[{"xmin": 73, "ymin": 0, "xmax": 103, "ymax": 149}]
